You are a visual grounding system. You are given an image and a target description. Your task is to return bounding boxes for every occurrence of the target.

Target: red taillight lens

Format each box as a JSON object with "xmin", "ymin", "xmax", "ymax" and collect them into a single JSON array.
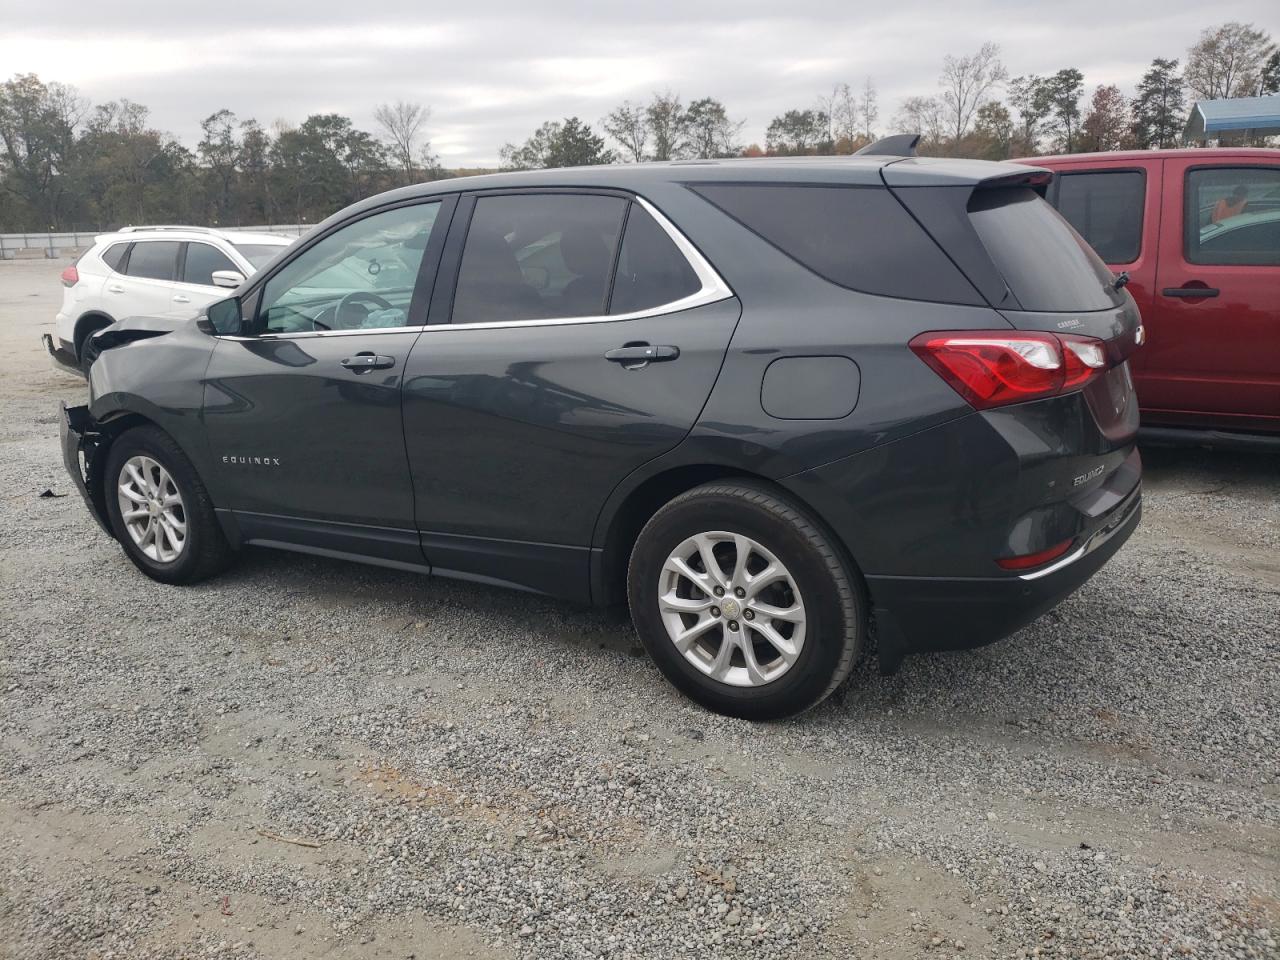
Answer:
[
  {"xmin": 910, "ymin": 330, "xmax": 1108, "ymax": 410},
  {"xmin": 995, "ymin": 538, "xmax": 1074, "ymax": 571},
  {"xmin": 60, "ymin": 265, "xmax": 79, "ymax": 287}
]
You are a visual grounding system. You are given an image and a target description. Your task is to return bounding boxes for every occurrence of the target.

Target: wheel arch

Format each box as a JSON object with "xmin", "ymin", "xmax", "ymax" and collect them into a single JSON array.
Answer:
[
  {"xmin": 591, "ymin": 462, "xmax": 862, "ymax": 608},
  {"xmin": 73, "ymin": 310, "xmax": 115, "ymax": 359}
]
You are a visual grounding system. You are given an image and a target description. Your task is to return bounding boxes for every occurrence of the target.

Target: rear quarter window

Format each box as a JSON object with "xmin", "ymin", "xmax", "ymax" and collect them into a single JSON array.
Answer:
[
  {"xmin": 689, "ymin": 182, "xmax": 983, "ymax": 305},
  {"xmin": 100, "ymin": 242, "xmax": 130, "ymax": 272},
  {"xmin": 968, "ymin": 187, "xmax": 1122, "ymax": 312}
]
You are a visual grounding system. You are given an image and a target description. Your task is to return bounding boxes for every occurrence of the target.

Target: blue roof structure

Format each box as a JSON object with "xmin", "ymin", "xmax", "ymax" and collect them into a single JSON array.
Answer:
[{"xmin": 1184, "ymin": 95, "xmax": 1280, "ymax": 140}]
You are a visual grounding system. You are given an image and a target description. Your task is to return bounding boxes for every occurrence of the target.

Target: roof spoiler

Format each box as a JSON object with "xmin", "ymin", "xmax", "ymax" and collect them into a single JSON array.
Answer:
[{"xmin": 853, "ymin": 133, "xmax": 920, "ymax": 157}]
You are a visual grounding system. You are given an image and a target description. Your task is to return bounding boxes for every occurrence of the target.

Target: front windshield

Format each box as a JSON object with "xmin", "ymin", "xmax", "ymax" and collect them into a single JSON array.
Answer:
[{"xmin": 233, "ymin": 242, "xmax": 289, "ymax": 270}]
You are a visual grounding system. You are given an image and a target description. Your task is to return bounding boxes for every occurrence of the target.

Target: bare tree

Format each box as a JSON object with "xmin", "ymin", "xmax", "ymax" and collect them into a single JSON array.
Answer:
[
  {"xmin": 373, "ymin": 101, "xmax": 430, "ymax": 185},
  {"xmin": 1185, "ymin": 22, "xmax": 1274, "ymax": 101},
  {"xmin": 939, "ymin": 42, "xmax": 1008, "ymax": 142},
  {"xmin": 860, "ymin": 77, "xmax": 879, "ymax": 141},
  {"xmin": 894, "ymin": 95, "xmax": 946, "ymax": 147},
  {"xmin": 603, "ymin": 100, "xmax": 648, "ymax": 162},
  {"xmin": 645, "ymin": 91, "xmax": 685, "ymax": 161},
  {"xmin": 818, "ymin": 83, "xmax": 859, "ymax": 146}
]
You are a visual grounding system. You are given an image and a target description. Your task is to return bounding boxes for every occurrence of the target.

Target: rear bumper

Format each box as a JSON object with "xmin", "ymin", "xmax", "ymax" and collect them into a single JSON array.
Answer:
[
  {"xmin": 868, "ymin": 482, "xmax": 1141, "ymax": 671},
  {"xmin": 60, "ymin": 402, "xmax": 111, "ymax": 534},
  {"xmin": 43, "ymin": 333, "xmax": 84, "ymax": 378}
]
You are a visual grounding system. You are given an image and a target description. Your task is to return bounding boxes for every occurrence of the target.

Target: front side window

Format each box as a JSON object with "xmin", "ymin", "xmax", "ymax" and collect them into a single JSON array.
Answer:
[
  {"xmin": 1186, "ymin": 166, "xmax": 1280, "ymax": 266},
  {"xmin": 1052, "ymin": 170, "xmax": 1145, "ymax": 264},
  {"xmin": 183, "ymin": 242, "xmax": 237, "ymax": 286},
  {"xmin": 125, "ymin": 241, "xmax": 180, "ymax": 282},
  {"xmin": 258, "ymin": 202, "xmax": 441, "ymax": 333},
  {"xmin": 452, "ymin": 194, "xmax": 627, "ymax": 324},
  {"xmin": 233, "ymin": 242, "xmax": 286, "ymax": 270}
]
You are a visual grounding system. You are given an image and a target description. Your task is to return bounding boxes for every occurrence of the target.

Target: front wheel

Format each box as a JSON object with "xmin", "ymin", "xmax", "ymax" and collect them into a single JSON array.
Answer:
[
  {"xmin": 627, "ymin": 481, "xmax": 864, "ymax": 720},
  {"xmin": 103, "ymin": 425, "xmax": 234, "ymax": 584}
]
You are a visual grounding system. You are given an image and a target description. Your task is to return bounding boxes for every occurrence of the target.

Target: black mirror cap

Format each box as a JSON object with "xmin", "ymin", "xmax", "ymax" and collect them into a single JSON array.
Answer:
[{"xmin": 201, "ymin": 296, "xmax": 244, "ymax": 337}]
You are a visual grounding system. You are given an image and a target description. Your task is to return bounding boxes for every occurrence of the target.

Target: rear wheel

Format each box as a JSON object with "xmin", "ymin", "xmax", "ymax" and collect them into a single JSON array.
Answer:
[
  {"xmin": 627, "ymin": 481, "xmax": 864, "ymax": 720},
  {"xmin": 103, "ymin": 426, "xmax": 234, "ymax": 584},
  {"xmin": 75, "ymin": 317, "xmax": 110, "ymax": 373}
]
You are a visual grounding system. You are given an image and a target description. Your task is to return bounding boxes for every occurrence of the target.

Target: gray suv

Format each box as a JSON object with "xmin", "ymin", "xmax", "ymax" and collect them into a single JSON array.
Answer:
[{"xmin": 60, "ymin": 137, "xmax": 1143, "ymax": 719}]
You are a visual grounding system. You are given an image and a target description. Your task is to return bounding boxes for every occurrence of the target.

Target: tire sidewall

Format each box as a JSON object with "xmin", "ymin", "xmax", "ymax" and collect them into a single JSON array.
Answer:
[
  {"xmin": 629, "ymin": 491, "xmax": 855, "ymax": 720},
  {"xmin": 104, "ymin": 429, "xmax": 206, "ymax": 583}
]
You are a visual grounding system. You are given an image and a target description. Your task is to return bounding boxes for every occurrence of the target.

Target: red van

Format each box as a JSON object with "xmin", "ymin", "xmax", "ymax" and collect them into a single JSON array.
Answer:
[{"xmin": 1019, "ymin": 149, "xmax": 1280, "ymax": 445}]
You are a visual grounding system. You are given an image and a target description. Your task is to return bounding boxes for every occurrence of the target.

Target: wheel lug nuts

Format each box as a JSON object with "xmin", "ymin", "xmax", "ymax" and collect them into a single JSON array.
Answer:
[
  {"xmin": 734, "ymin": 587, "xmax": 745, "ymax": 598},
  {"xmin": 710, "ymin": 606, "xmax": 721, "ymax": 618},
  {"xmin": 728, "ymin": 620, "xmax": 739, "ymax": 631},
  {"xmin": 713, "ymin": 586, "xmax": 725, "ymax": 597},
  {"xmin": 744, "ymin": 610, "xmax": 754, "ymax": 621}
]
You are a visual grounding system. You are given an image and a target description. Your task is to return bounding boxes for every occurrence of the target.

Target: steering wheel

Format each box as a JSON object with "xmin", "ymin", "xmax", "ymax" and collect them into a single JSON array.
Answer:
[{"xmin": 332, "ymin": 291, "xmax": 394, "ymax": 329}]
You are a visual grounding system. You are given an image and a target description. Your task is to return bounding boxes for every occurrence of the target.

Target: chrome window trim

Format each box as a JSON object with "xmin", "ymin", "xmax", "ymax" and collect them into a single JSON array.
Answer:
[{"xmin": 247, "ymin": 195, "xmax": 733, "ymax": 341}]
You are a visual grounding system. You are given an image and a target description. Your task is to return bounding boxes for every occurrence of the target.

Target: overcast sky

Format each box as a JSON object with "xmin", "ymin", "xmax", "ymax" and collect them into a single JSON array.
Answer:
[{"xmin": 2, "ymin": 1, "xmax": 1275, "ymax": 166}]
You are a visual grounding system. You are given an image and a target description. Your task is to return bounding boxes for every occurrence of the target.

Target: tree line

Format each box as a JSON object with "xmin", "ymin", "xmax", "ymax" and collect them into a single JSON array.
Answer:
[{"xmin": 1, "ymin": 21, "xmax": 1275, "ymax": 232}]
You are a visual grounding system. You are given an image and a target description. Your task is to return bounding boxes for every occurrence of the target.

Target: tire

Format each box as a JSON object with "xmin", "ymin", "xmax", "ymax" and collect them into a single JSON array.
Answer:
[
  {"xmin": 627, "ymin": 481, "xmax": 864, "ymax": 720},
  {"xmin": 103, "ymin": 425, "xmax": 234, "ymax": 584},
  {"xmin": 76, "ymin": 319, "xmax": 109, "ymax": 374}
]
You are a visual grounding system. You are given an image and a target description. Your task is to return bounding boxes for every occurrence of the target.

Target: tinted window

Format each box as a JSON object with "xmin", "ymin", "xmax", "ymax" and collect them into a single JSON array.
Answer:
[
  {"xmin": 1185, "ymin": 166, "xmax": 1280, "ymax": 266},
  {"xmin": 968, "ymin": 188, "xmax": 1122, "ymax": 312},
  {"xmin": 183, "ymin": 242, "xmax": 237, "ymax": 286},
  {"xmin": 690, "ymin": 183, "xmax": 980, "ymax": 304},
  {"xmin": 453, "ymin": 194, "xmax": 627, "ymax": 324},
  {"xmin": 258, "ymin": 202, "xmax": 441, "ymax": 333},
  {"xmin": 1053, "ymin": 171, "xmax": 1144, "ymax": 264},
  {"xmin": 609, "ymin": 204, "xmax": 701, "ymax": 314},
  {"xmin": 100, "ymin": 242, "xmax": 129, "ymax": 272},
  {"xmin": 124, "ymin": 241, "xmax": 180, "ymax": 281},
  {"xmin": 233, "ymin": 242, "xmax": 286, "ymax": 270}
]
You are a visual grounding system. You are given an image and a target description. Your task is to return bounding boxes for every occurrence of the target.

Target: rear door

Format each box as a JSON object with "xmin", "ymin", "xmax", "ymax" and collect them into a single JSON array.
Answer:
[
  {"xmin": 109, "ymin": 240, "xmax": 182, "ymax": 319},
  {"xmin": 1149, "ymin": 159, "xmax": 1280, "ymax": 428},
  {"xmin": 401, "ymin": 190, "xmax": 739, "ymax": 599}
]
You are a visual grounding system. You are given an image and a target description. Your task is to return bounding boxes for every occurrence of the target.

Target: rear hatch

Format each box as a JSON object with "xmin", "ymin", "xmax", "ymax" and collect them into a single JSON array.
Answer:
[{"xmin": 885, "ymin": 160, "xmax": 1142, "ymax": 565}]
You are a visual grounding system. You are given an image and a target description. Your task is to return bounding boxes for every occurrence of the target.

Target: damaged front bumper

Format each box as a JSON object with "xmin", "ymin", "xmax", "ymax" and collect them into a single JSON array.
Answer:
[{"xmin": 60, "ymin": 402, "xmax": 111, "ymax": 534}]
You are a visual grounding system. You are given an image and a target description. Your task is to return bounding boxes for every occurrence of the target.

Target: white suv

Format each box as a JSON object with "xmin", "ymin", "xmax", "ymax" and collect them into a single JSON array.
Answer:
[{"xmin": 45, "ymin": 226, "xmax": 294, "ymax": 374}]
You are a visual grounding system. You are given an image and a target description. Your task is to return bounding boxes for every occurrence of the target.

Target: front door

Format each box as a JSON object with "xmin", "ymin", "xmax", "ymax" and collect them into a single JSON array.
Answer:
[
  {"xmin": 401, "ymin": 190, "xmax": 739, "ymax": 599},
  {"xmin": 170, "ymin": 241, "xmax": 241, "ymax": 319},
  {"xmin": 202, "ymin": 198, "xmax": 452, "ymax": 566},
  {"xmin": 1149, "ymin": 160, "xmax": 1280, "ymax": 428}
]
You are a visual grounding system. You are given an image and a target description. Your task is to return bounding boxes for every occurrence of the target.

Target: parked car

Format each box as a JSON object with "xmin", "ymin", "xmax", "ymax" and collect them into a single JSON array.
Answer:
[
  {"xmin": 43, "ymin": 226, "xmax": 293, "ymax": 374},
  {"xmin": 59, "ymin": 141, "xmax": 1143, "ymax": 719},
  {"xmin": 1019, "ymin": 148, "xmax": 1280, "ymax": 445}
]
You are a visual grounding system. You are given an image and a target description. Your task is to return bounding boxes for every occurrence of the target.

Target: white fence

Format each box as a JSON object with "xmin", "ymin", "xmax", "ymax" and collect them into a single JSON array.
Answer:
[{"xmin": 0, "ymin": 224, "xmax": 310, "ymax": 259}]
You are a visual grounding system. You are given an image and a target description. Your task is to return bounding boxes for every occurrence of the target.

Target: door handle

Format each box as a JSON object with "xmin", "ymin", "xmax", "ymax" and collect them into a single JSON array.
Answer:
[
  {"xmin": 1161, "ymin": 285, "xmax": 1219, "ymax": 298},
  {"xmin": 173, "ymin": 295, "xmax": 191, "ymax": 303},
  {"xmin": 107, "ymin": 284, "xmax": 125, "ymax": 293},
  {"xmin": 340, "ymin": 354, "xmax": 395, "ymax": 372},
  {"xmin": 605, "ymin": 344, "xmax": 680, "ymax": 364}
]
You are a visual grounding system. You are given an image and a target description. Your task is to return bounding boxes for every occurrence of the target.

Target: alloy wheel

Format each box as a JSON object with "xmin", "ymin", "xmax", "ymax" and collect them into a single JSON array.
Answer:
[
  {"xmin": 117, "ymin": 455, "xmax": 187, "ymax": 563},
  {"xmin": 657, "ymin": 531, "xmax": 807, "ymax": 687}
]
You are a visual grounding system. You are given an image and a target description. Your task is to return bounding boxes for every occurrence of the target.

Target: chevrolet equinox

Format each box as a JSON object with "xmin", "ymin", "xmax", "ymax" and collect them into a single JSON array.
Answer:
[{"xmin": 60, "ymin": 136, "xmax": 1144, "ymax": 719}]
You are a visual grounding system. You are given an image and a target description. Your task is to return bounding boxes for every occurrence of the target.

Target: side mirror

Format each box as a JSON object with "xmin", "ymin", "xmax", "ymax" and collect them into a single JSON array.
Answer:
[
  {"xmin": 211, "ymin": 269, "xmax": 246, "ymax": 289},
  {"xmin": 203, "ymin": 297, "xmax": 244, "ymax": 336}
]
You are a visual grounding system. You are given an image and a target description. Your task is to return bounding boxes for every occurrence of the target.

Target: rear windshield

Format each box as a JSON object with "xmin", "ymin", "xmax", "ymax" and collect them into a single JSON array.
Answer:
[
  {"xmin": 690, "ymin": 183, "xmax": 982, "ymax": 305},
  {"xmin": 233, "ymin": 243, "xmax": 286, "ymax": 270},
  {"xmin": 968, "ymin": 187, "xmax": 1123, "ymax": 312}
]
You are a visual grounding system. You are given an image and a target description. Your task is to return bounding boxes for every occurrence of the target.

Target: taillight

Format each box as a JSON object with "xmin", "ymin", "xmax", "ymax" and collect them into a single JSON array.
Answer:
[
  {"xmin": 909, "ymin": 330, "xmax": 1109, "ymax": 410},
  {"xmin": 60, "ymin": 265, "xmax": 79, "ymax": 287}
]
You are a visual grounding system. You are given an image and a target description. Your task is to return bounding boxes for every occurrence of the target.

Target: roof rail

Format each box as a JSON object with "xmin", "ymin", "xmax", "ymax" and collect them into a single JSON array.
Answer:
[
  {"xmin": 853, "ymin": 133, "xmax": 921, "ymax": 158},
  {"xmin": 117, "ymin": 225, "xmax": 229, "ymax": 237}
]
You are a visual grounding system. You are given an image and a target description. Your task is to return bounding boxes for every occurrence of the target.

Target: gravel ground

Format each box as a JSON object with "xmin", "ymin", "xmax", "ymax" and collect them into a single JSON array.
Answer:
[{"xmin": 1, "ymin": 257, "xmax": 1277, "ymax": 960}]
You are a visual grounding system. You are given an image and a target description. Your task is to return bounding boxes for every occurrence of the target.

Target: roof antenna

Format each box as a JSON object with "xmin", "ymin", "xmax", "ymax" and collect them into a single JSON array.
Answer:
[{"xmin": 853, "ymin": 133, "xmax": 921, "ymax": 157}]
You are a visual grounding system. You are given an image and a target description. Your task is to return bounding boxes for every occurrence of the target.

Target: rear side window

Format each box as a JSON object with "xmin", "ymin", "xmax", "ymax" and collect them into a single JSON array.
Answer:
[
  {"xmin": 1185, "ymin": 166, "xmax": 1280, "ymax": 266},
  {"xmin": 452, "ymin": 193, "xmax": 627, "ymax": 324},
  {"xmin": 689, "ymin": 183, "xmax": 981, "ymax": 305},
  {"xmin": 124, "ymin": 241, "xmax": 180, "ymax": 281},
  {"xmin": 183, "ymin": 242, "xmax": 237, "ymax": 285},
  {"xmin": 100, "ymin": 242, "xmax": 129, "ymax": 272},
  {"xmin": 968, "ymin": 188, "xmax": 1121, "ymax": 312},
  {"xmin": 1052, "ymin": 171, "xmax": 1144, "ymax": 264},
  {"xmin": 609, "ymin": 205, "xmax": 700, "ymax": 314}
]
